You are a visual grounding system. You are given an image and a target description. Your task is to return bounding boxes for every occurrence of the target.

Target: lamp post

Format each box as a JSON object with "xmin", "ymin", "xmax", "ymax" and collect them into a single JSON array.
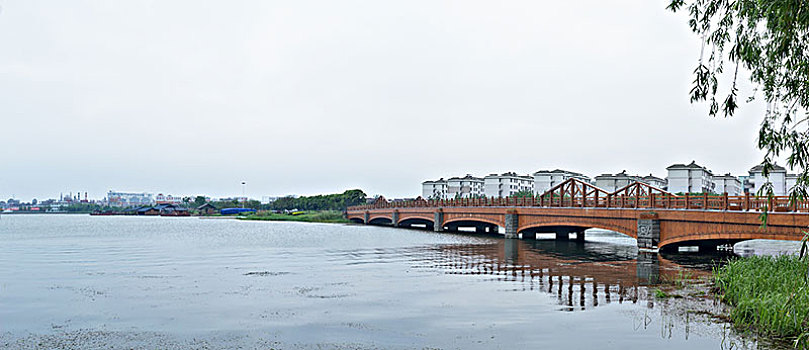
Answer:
[{"xmin": 241, "ymin": 181, "xmax": 246, "ymax": 208}]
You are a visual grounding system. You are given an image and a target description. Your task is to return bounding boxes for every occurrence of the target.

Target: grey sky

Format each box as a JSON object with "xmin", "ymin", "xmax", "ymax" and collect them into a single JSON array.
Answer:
[{"xmin": 0, "ymin": 1, "xmax": 770, "ymax": 201}]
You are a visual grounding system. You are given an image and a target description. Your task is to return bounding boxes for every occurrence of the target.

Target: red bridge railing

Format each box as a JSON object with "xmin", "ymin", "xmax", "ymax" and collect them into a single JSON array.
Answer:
[{"xmin": 348, "ymin": 179, "xmax": 807, "ymax": 213}]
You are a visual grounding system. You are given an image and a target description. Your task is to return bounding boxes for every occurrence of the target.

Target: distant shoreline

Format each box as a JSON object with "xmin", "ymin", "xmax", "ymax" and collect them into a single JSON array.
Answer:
[
  {"xmin": 237, "ymin": 211, "xmax": 349, "ymax": 224},
  {"xmin": 1, "ymin": 212, "xmax": 90, "ymax": 215}
]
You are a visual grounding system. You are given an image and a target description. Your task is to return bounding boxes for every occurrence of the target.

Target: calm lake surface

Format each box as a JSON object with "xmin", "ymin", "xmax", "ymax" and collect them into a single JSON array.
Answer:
[{"xmin": 0, "ymin": 214, "xmax": 801, "ymax": 349}]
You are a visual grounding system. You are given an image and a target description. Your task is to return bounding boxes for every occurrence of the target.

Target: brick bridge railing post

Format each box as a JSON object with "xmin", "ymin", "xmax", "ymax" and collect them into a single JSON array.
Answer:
[
  {"xmin": 433, "ymin": 209, "xmax": 444, "ymax": 232},
  {"xmin": 505, "ymin": 210, "xmax": 519, "ymax": 239},
  {"xmin": 637, "ymin": 212, "xmax": 660, "ymax": 250}
]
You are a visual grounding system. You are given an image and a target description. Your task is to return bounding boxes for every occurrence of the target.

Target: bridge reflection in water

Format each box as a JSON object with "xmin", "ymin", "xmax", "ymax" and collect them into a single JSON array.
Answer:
[{"xmin": 413, "ymin": 237, "xmax": 718, "ymax": 311}]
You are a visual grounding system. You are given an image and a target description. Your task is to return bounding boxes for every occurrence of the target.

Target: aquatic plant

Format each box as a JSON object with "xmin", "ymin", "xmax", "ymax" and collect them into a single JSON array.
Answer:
[{"xmin": 714, "ymin": 255, "xmax": 809, "ymax": 347}]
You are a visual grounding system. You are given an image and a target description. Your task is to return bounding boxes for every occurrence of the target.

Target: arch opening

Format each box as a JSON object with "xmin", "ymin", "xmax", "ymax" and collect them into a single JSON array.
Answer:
[
  {"xmin": 659, "ymin": 239, "xmax": 744, "ymax": 253},
  {"xmin": 348, "ymin": 218, "xmax": 365, "ymax": 224},
  {"xmin": 442, "ymin": 219, "xmax": 501, "ymax": 235},
  {"xmin": 518, "ymin": 225, "xmax": 591, "ymax": 241},
  {"xmin": 398, "ymin": 218, "xmax": 434, "ymax": 230},
  {"xmin": 368, "ymin": 217, "xmax": 393, "ymax": 226}
]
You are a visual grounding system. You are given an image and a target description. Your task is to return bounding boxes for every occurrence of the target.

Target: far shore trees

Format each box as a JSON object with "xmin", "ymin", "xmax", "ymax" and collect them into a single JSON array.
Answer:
[{"xmin": 267, "ymin": 189, "xmax": 366, "ymax": 211}]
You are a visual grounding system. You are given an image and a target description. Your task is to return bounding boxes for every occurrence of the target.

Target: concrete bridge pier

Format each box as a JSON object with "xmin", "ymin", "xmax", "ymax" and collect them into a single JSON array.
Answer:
[
  {"xmin": 392, "ymin": 210, "xmax": 399, "ymax": 227},
  {"xmin": 364, "ymin": 211, "xmax": 370, "ymax": 225},
  {"xmin": 637, "ymin": 212, "xmax": 660, "ymax": 250},
  {"xmin": 504, "ymin": 211, "xmax": 519, "ymax": 239},
  {"xmin": 555, "ymin": 229, "xmax": 570, "ymax": 241},
  {"xmin": 434, "ymin": 210, "xmax": 444, "ymax": 232},
  {"xmin": 575, "ymin": 230, "xmax": 585, "ymax": 242}
]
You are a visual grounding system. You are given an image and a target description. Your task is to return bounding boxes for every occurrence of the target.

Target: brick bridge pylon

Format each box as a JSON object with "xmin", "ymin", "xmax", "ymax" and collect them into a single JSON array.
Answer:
[{"xmin": 347, "ymin": 179, "xmax": 809, "ymax": 252}]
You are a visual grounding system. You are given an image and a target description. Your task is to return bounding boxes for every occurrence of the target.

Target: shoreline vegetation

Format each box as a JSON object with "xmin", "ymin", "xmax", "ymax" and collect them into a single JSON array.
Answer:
[
  {"xmin": 714, "ymin": 255, "xmax": 809, "ymax": 348},
  {"xmin": 237, "ymin": 210, "xmax": 350, "ymax": 224}
]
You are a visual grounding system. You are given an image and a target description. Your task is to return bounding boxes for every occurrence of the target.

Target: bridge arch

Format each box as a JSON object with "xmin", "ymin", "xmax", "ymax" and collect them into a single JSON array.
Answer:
[
  {"xmin": 518, "ymin": 221, "xmax": 637, "ymax": 239},
  {"xmin": 348, "ymin": 217, "xmax": 365, "ymax": 224},
  {"xmin": 443, "ymin": 217, "xmax": 504, "ymax": 228},
  {"xmin": 368, "ymin": 217, "xmax": 393, "ymax": 226},
  {"xmin": 398, "ymin": 217, "xmax": 435, "ymax": 230}
]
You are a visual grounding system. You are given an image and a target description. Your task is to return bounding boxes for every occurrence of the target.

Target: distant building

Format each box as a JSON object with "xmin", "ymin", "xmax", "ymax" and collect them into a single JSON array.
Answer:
[
  {"xmin": 641, "ymin": 174, "xmax": 667, "ymax": 189},
  {"xmin": 533, "ymin": 169, "xmax": 591, "ymax": 194},
  {"xmin": 666, "ymin": 161, "xmax": 716, "ymax": 194},
  {"xmin": 136, "ymin": 206, "xmax": 160, "ymax": 215},
  {"xmin": 483, "ymin": 172, "xmax": 534, "ymax": 198},
  {"xmin": 713, "ymin": 174, "xmax": 743, "ymax": 195},
  {"xmin": 594, "ymin": 171, "xmax": 642, "ymax": 192},
  {"xmin": 422, "ymin": 178, "xmax": 448, "ymax": 199},
  {"xmin": 446, "ymin": 175, "xmax": 484, "ymax": 198},
  {"xmin": 108, "ymin": 191, "xmax": 154, "ymax": 207},
  {"xmin": 738, "ymin": 175, "xmax": 754, "ymax": 194},
  {"xmin": 748, "ymin": 164, "xmax": 793, "ymax": 196},
  {"xmin": 261, "ymin": 196, "xmax": 279, "ymax": 204},
  {"xmin": 155, "ymin": 193, "xmax": 184, "ymax": 205},
  {"xmin": 787, "ymin": 173, "xmax": 799, "ymax": 193},
  {"xmin": 197, "ymin": 203, "xmax": 217, "ymax": 215}
]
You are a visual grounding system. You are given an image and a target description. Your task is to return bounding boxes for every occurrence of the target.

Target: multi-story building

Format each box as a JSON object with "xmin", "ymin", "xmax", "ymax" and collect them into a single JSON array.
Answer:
[
  {"xmin": 787, "ymin": 173, "xmax": 799, "ymax": 193},
  {"xmin": 155, "ymin": 193, "xmax": 184, "ymax": 205},
  {"xmin": 738, "ymin": 175, "xmax": 754, "ymax": 194},
  {"xmin": 594, "ymin": 171, "xmax": 642, "ymax": 192},
  {"xmin": 641, "ymin": 174, "xmax": 667, "ymax": 189},
  {"xmin": 748, "ymin": 164, "xmax": 793, "ymax": 196},
  {"xmin": 422, "ymin": 178, "xmax": 448, "ymax": 199},
  {"xmin": 533, "ymin": 169, "xmax": 591, "ymax": 194},
  {"xmin": 713, "ymin": 174, "xmax": 743, "ymax": 195},
  {"xmin": 447, "ymin": 175, "xmax": 484, "ymax": 198},
  {"xmin": 666, "ymin": 161, "xmax": 716, "ymax": 194},
  {"xmin": 107, "ymin": 191, "xmax": 154, "ymax": 207},
  {"xmin": 483, "ymin": 172, "xmax": 534, "ymax": 198}
]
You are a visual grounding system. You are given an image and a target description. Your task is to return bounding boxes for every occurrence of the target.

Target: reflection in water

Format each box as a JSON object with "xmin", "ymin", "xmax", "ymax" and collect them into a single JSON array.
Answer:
[
  {"xmin": 411, "ymin": 238, "xmax": 786, "ymax": 349},
  {"xmin": 414, "ymin": 239, "xmax": 719, "ymax": 312}
]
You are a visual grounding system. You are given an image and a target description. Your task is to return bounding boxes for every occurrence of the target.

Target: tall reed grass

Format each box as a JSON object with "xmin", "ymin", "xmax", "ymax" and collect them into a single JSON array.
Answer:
[{"xmin": 714, "ymin": 255, "xmax": 809, "ymax": 347}]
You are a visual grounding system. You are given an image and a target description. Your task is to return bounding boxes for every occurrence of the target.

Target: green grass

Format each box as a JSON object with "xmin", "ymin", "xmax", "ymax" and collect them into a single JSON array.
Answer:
[
  {"xmin": 654, "ymin": 289, "xmax": 670, "ymax": 299},
  {"xmin": 714, "ymin": 255, "xmax": 809, "ymax": 347},
  {"xmin": 238, "ymin": 210, "xmax": 349, "ymax": 224}
]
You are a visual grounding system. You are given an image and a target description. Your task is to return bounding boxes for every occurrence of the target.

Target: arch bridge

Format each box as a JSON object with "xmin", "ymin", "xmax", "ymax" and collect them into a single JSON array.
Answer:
[{"xmin": 346, "ymin": 179, "xmax": 809, "ymax": 252}]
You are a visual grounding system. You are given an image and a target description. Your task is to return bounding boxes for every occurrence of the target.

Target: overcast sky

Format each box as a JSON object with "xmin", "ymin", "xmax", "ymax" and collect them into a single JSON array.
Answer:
[{"xmin": 0, "ymin": 1, "xmax": 772, "ymax": 201}]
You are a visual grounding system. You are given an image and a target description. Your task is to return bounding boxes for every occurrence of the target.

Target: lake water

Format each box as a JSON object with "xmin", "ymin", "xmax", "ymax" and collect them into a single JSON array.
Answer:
[{"xmin": 0, "ymin": 214, "xmax": 801, "ymax": 349}]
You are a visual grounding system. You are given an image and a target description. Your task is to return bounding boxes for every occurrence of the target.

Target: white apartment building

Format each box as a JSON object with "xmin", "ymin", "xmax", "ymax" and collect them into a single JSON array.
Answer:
[
  {"xmin": 421, "ymin": 178, "xmax": 448, "ymax": 199},
  {"xmin": 447, "ymin": 174, "xmax": 484, "ymax": 198},
  {"xmin": 484, "ymin": 172, "xmax": 534, "ymax": 198},
  {"xmin": 713, "ymin": 174, "xmax": 743, "ymax": 195},
  {"xmin": 748, "ymin": 164, "xmax": 792, "ymax": 196},
  {"xmin": 594, "ymin": 171, "xmax": 642, "ymax": 192},
  {"xmin": 107, "ymin": 191, "xmax": 154, "ymax": 207},
  {"xmin": 641, "ymin": 174, "xmax": 667, "ymax": 189},
  {"xmin": 533, "ymin": 169, "xmax": 591, "ymax": 195},
  {"xmin": 787, "ymin": 173, "xmax": 799, "ymax": 192},
  {"xmin": 666, "ymin": 161, "xmax": 716, "ymax": 194}
]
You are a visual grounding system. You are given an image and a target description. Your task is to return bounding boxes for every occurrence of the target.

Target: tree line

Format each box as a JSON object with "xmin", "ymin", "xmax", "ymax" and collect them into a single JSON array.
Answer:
[{"xmin": 267, "ymin": 190, "xmax": 367, "ymax": 211}]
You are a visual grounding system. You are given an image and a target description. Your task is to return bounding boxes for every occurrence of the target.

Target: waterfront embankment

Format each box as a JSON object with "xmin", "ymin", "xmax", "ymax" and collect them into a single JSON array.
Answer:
[
  {"xmin": 714, "ymin": 255, "xmax": 809, "ymax": 348},
  {"xmin": 236, "ymin": 210, "xmax": 349, "ymax": 224}
]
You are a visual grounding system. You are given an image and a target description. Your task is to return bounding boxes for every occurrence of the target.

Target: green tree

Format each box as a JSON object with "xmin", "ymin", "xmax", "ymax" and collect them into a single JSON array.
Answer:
[
  {"xmin": 193, "ymin": 196, "xmax": 207, "ymax": 207},
  {"xmin": 668, "ymin": 0, "xmax": 809, "ymax": 201},
  {"xmin": 510, "ymin": 190, "xmax": 535, "ymax": 199},
  {"xmin": 267, "ymin": 190, "xmax": 367, "ymax": 211}
]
